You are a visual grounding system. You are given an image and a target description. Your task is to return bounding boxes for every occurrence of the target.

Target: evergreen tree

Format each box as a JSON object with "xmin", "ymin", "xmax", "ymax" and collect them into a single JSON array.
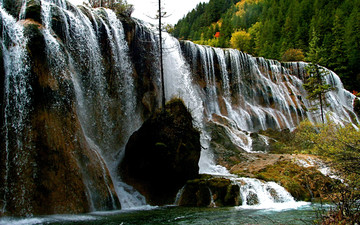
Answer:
[
  {"xmin": 344, "ymin": 5, "xmax": 360, "ymax": 91},
  {"xmin": 171, "ymin": 0, "xmax": 360, "ymax": 91},
  {"xmin": 303, "ymin": 31, "xmax": 332, "ymax": 123},
  {"xmin": 328, "ymin": 9, "xmax": 349, "ymax": 87}
]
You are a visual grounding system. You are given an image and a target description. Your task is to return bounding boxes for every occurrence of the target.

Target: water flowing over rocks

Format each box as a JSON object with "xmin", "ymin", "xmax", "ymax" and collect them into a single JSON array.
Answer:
[{"xmin": 0, "ymin": 0, "xmax": 358, "ymax": 217}]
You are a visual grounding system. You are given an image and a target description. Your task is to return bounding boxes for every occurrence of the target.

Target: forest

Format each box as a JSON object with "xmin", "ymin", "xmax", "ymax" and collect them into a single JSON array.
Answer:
[{"xmin": 172, "ymin": 0, "xmax": 360, "ymax": 92}]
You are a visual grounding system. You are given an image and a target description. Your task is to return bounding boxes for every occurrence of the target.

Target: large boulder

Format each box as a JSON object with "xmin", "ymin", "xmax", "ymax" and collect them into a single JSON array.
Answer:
[{"xmin": 119, "ymin": 98, "xmax": 201, "ymax": 205}]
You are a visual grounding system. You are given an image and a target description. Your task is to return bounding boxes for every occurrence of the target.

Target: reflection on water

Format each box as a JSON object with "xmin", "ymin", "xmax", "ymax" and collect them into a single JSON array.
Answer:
[{"xmin": 0, "ymin": 204, "xmax": 320, "ymax": 225}]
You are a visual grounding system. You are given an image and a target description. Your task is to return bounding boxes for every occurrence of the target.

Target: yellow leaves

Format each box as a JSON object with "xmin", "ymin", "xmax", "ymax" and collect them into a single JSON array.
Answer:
[
  {"xmin": 235, "ymin": 0, "xmax": 263, "ymax": 17},
  {"xmin": 281, "ymin": 49, "xmax": 305, "ymax": 62},
  {"xmin": 230, "ymin": 30, "xmax": 251, "ymax": 52}
]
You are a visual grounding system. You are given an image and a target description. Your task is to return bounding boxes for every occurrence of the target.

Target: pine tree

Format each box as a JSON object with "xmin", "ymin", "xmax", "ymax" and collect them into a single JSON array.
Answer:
[{"xmin": 303, "ymin": 31, "xmax": 332, "ymax": 123}]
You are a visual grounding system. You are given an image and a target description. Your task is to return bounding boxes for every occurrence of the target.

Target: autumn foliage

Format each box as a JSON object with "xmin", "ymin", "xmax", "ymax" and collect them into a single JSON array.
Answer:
[{"xmin": 281, "ymin": 48, "xmax": 305, "ymax": 62}]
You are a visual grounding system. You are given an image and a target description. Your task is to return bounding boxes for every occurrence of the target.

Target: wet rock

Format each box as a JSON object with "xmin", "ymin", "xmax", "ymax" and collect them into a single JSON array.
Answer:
[
  {"xmin": 24, "ymin": 0, "xmax": 42, "ymax": 24},
  {"xmin": 250, "ymin": 133, "xmax": 270, "ymax": 152},
  {"xmin": 2, "ymin": 0, "xmax": 23, "ymax": 18},
  {"xmin": 206, "ymin": 117, "xmax": 247, "ymax": 168},
  {"xmin": 353, "ymin": 97, "xmax": 360, "ymax": 117},
  {"xmin": 1, "ymin": 21, "xmax": 120, "ymax": 216},
  {"xmin": 178, "ymin": 176, "xmax": 241, "ymax": 207},
  {"xmin": 267, "ymin": 187, "xmax": 281, "ymax": 203},
  {"xmin": 246, "ymin": 191, "xmax": 259, "ymax": 205},
  {"xmin": 119, "ymin": 98, "xmax": 201, "ymax": 205}
]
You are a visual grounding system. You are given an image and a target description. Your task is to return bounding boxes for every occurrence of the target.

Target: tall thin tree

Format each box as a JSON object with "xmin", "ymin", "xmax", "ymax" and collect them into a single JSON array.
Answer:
[
  {"xmin": 303, "ymin": 30, "xmax": 333, "ymax": 123},
  {"xmin": 158, "ymin": 0, "xmax": 166, "ymax": 109}
]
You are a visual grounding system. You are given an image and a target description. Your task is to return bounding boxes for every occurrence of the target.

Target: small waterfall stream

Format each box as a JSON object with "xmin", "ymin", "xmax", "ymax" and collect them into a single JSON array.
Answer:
[
  {"xmin": 1, "ymin": 6, "xmax": 33, "ymax": 215},
  {"xmin": 235, "ymin": 177, "xmax": 307, "ymax": 210}
]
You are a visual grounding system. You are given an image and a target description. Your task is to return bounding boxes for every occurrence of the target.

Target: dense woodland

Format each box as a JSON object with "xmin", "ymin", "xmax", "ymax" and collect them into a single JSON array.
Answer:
[{"xmin": 172, "ymin": 0, "xmax": 360, "ymax": 92}]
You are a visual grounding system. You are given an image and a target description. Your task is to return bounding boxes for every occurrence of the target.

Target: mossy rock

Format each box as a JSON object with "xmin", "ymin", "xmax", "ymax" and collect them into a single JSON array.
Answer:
[
  {"xmin": 250, "ymin": 133, "xmax": 270, "ymax": 152},
  {"xmin": 178, "ymin": 177, "xmax": 241, "ymax": 207},
  {"xmin": 254, "ymin": 161, "xmax": 334, "ymax": 201}
]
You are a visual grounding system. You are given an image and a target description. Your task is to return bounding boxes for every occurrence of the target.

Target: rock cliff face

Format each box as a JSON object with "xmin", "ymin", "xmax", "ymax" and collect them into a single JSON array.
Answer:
[
  {"xmin": 1, "ymin": 8, "xmax": 122, "ymax": 216},
  {"xmin": 120, "ymin": 99, "xmax": 201, "ymax": 205}
]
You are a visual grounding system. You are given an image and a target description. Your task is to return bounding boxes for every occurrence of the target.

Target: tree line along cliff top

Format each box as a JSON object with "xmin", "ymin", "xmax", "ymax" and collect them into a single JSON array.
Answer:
[{"xmin": 171, "ymin": 0, "xmax": 360, "ymax": 93}]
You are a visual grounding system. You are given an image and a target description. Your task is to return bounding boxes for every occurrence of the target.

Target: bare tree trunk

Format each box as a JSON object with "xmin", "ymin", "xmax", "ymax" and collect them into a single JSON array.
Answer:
[
  {"xmin": 316, "ymin": 66, "xmax": 325, "ymax": 123},
  {"xmin": 159, "ymin": 0, "xmax": 165, "ymax": 109},
  {"xmin": 319, "ymin": 92, "xmax": 324, "ymax": 123}
]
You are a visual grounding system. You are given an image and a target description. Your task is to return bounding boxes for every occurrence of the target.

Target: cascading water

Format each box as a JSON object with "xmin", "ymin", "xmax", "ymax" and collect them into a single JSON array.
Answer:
[
  {"xmin": 39, "ymin": 0, "xmax": 122, "ymax": 210},
  {"xmin": 0, "ymin": 0, "xmax": 149, "ymax": 215},
  {"xmin": 176, "ymin": 40, "xmax": 357, "ymax": 208},
  {"xmin": 181, "ymin": 41, "xmax": 357, "ymax": 146},
  {"xmin": 39, "ymin": 1, "xmax": 145, "ymax": 209},
  {"xmin": 1, "ymin": 6, "xmax": 33, "ymax": 215},
  {"xmin": 235, "ymin": 177, "xmax": 307, "ymax": 210},
  {"xmin": 161, "ymin": 31, "xmax": 230, "ymax": 175},
  {"xmin": 0, "ymin": 0, "xmax": 358, "ymax": 216}
]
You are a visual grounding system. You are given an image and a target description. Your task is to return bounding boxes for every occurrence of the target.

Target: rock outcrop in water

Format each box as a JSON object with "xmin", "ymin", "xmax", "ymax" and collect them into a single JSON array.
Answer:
[
  {"xmin": 120, "ymin": 99, "xmax": 201, "ymax": 205},
  {"xmin": 178, "ymin": 176, "xmax": 240, "ymax": 207}
]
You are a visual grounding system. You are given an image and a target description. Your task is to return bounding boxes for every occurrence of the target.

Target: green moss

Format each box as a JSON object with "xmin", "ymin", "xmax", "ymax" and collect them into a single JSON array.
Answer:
[
  {"xmin": 259, "ymin": 128, "xmax": 299, "ymax": 154},
  {"xmin": 179, "ymin": 177, "xmax": 240, "ymax": 207},
  {"xmin": 254, "ymin": 161, "xmax": 334, "ymax": 201}
]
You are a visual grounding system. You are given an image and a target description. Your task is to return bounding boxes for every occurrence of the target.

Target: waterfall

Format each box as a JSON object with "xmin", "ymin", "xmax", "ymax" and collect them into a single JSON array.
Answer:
[
  {"xmin": 181, "ymin": 41, "xmax": 357, "ymax": 148},
  {"xmin": 38, "ymin": 0, "xmax": 122, "ymax": 211},
  {"xmin": 0, "ymin": 0, "xmax": 358, "ymax": 216},
  {"xmin": 235, "ymin": 177, "xmax": 307, "ymax": 210},
  {"xmin": 39, "ymin": 2, "xmax": 144, "ymax": 209},
  {"xmin": 1, "ymin": 6, "xmax": 32, "ymax": 215},
  {"xmin": 161, "ymin": 32, "xmax": 230, "ymax": 175}
]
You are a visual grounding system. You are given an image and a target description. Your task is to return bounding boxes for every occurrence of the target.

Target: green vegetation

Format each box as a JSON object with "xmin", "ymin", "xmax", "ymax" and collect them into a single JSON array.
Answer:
[
  {"xmin": 88, "ymin": 0, "xmax": 134, "ymax": 16},
  {"xmin": 172, "ymin": 0, "xmax": 360, "ymax": 92},
  {"xmin": 303, "ymin": 31, "xmax": 333, "ymax": 123},
  {"xmin": 255, "ymin": 161, "xmax": 334, "ymax": 201},
  {"xmin": 261, "ymin": 120, "xmax": 360, "ymax": 223}
]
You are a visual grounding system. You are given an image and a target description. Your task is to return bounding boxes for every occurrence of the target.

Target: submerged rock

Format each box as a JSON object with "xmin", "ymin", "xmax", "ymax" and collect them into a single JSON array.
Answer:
[
  {"xmin": 119, "ymin": 98, "xmax": 201, "ymax": 205},
  {"xmin": 246, "ymin": 191, "xmax": 259, "ymax": 205}
]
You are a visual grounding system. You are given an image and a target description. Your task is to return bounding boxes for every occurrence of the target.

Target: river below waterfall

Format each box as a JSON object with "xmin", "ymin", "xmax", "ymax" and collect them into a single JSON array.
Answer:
[{"xmin": 0, "ymin": 204, "xmax": 321, "ymax": 225}]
